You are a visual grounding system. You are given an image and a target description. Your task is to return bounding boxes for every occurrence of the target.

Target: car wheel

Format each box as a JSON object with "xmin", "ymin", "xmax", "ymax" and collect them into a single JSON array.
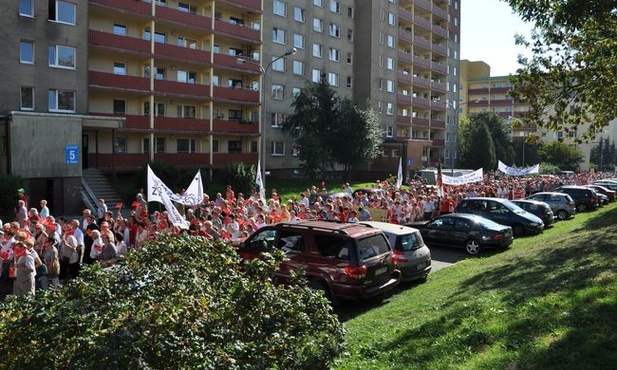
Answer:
[
  {"xmin": 576, "ymin": 203, "xmax": 586, "ymax": 212},
  {"xmin": 512, "ymin": 223, "xmax": 525, "ymax": 237},
  {"xmin": 465, "ymin": 239, "xmax": 481, "ymax": 255},
  {"xmin": 309, "ymin": 280, "xmax": 339, "ymax": 306},
  {"xmin": 556, "ymin": 209, "xmax": 569, "ymax": 220}
]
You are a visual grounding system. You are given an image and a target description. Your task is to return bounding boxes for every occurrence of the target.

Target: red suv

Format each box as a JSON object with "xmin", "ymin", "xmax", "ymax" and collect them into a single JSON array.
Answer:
[{"xmin": 237, "ymin": 220, "xmax": 401, "ymax": 304}]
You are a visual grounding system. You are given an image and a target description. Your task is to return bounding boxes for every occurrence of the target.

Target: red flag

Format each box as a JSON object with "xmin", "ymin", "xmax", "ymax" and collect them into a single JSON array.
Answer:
[
  {"xmin": 131, "ymin": 201, "xmax": 141, "ymax": 208},
  {"xmin": 115, "ymin": 202, "xmax": 123, "ymax": 209}
]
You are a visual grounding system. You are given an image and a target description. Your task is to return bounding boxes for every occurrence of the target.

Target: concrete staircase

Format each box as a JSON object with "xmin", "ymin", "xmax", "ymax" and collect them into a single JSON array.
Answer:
[{"xmin": 82, "ymin": 168, "xmax": 123, "ymax": 210}]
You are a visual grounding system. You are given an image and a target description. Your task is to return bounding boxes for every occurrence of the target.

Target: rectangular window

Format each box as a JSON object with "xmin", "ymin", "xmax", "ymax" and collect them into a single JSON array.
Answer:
[
  {"xmin": 228, "ymin": 140, "xmax": 242, "ymax": 153},
  {"xmin": 292, "ymin": 87, "xmax": 301, "ymax": 96},
  {"xmin": 155, "ymin": 67, "xmax": 165, "ymax": 80},
  {"xmin": 313, "ymin": 18, "xmax": 323, "ymax": 32},
  {"xmin": 19, "ymin": 0, "xmax": 34, "ymax": 17},
  {"xmin": 386, "ymin": 80, "xmax": 394, "ymax": 92},
  {"xmin": 143, "ymin": 138, "xmax": 150, "ymax": 153},
  {"xmin": 49, "ymin": 0, "xmax": 76, "ymax": 25},
  {"xmin": 328, "ymin": 48, "xmax": 339, "ymax": 62},
  {"xmin": 113, "ymin": 62, "xmax": 126, "ymax": 75},
  {"xmin": 313, "ymin": 0, "xmax": 322, "ymax": 7},
  {"xmin": 386, "ymin": 102, "xmax": 393, "ymax": 115},
  {"xmin": 386, "ymin": 126, "xmax": 394, "ymax": 137},
  {"xmin": 272, "ymin": 141, "xmax": 284, "ymax": 156},
  {"xmin": 144, "ymin": 102, "xmax": 165, "ymax": 117},
  {"xmin": 113, "ymin": 24, "xmax": 127, "ymax": 36},
  {"xmin": 292, "ymin": 60, "xmax": 304, "ymax": 75},
  {"xmin": 272, "ymin": 84, "xmax": 285, "ymax": 100},
  {"xmin": 387, "ymin": 57, "xmax": 394, "ymax": 70},
  {"xmin": 178, "ymin": 2, "xmax": 197, "ymax": 13},
  {"xmin": 228, "ymin": 109, "xmax": 242, "ymax": 120},
  {"xmin": 312, "ymin": 69, "xmax": 320, "ymax": 83},
  {"xmin": 388, "ymin": 12, "xmax": 396, "ymax": 25},
  {"xmin": 177, "ymin": 37, "xmax": 197, "ymax": 49},
  {"xmin": 387, "ymin": 34, "xmax": 395, "ymax": 48},
  {"xmin": 346, "ymin": 76, "xmax": 352, "ymax": 88},
  {"xmin": 156, "ymin": 137, "xmax": 166, "ymax": 153},
  {"xmin": 347, "ymin": 53, "xmax": 352, "ymax": 64},
  {"xmin": 271, "ymin": 57, "xmax": 285, "ymax": 72},
  {"xmin": 328, "ymin": 72, "xmax": 339, "ymax": 86},
  {"xmin": 212, "ymin": 139, "xmax": 219, "ymax": 153},
  {"xmin": 177, "ymin": 70, "xmax": 196, "ymax": 84},
  {"xmin": 329, "ymin": 23, "xmax": 340, "ymax": 38},
  {"xmin": 347, "ymin": 6, "xmax": 354, "ymax": 18},
  {"xmin": 177, "ymin": 105, "xmax": 196, "ymax": 118},
  {"xmin": 330, "ymin": 0, "xmax": 340, "ymax": 13},
  {"xmin": 177, "ymin": 138, "xmax": 196, "ymax": 153},
  {"xmin": 114, "ymin": 137, "xmax": 127, "ymax": 153},
  {"xmin": 294, "ymin": 6, "xmax": 305, "ymax": 22},
  {"xmin": 273, "ymin": 0, "xmax": 286, "ymax": 16},
  {"xmin": 20, "ymin": 40, "xmax": 34, "ymax": 64},
  {"xmin": 49, "ymin": 45, "xmax": 76, "ymax": 68},
  {"xmin": 113, "ymin": 99, "xmax": 126, "ymax": 114},
  {"xmin": 272, "ymin": 28, "xmax": 286, "ymax": 44},
  {"xmin": 20, "ymin": 86, "xmax": 34, "ymax": 110},
  {"xmin": 293, "ymin": 34, "xmax": 305, "ymax": 49},
  {"xmin": 347, "ymin": 29, "xmax": 353, "ymax": 42},
  {"xmin": 48, "ymin": 89, "xmax": 75, "ymax": 112},
  {"xmin": 271, "ymin": 113, "xmax": 285, "ymax": 128},
  {"xmin": 312, "ymin": 43, "xmax": 323, "ymax": 58}
]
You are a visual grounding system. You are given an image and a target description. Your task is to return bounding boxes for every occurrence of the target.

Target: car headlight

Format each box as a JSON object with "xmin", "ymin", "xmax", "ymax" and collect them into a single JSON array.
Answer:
[{"xmin": 529, "ymin": 222, "xmax": 540, "ymax": 227}]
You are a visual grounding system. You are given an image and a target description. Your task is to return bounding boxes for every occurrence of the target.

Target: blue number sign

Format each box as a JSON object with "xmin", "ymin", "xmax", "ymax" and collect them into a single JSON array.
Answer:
[{"xmin": 65, "ymin": 144, "xmax": 79, "ymax": 164}]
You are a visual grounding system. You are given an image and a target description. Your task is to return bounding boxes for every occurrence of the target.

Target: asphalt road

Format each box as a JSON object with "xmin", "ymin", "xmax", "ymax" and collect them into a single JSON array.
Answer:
[{"xmin": 429, "ymin": 245, "xmax": 470, "ymax": 272}]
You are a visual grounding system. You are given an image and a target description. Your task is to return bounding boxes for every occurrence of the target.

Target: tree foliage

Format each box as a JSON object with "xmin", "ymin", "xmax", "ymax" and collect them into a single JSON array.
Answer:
[
  {"xmin": 459, "ymin": 119, "xmax": 497, "ymax": 170},
  {"xmin": 283, "ymin": 74, "xmax": 383, "ymax": 179},
  {"xmin": 221, "ymin": 161, "xmax": 256, "ymax": 196},
  {"xmin": 0, "ymin": 235, "xmax": 345, "ymax": 369},
  {"xmin": 507, "ymin": 0, "xmax": 617, "ymax": 140},
  {"xmin": 589, "ymin": 137, "xmax": 617, "ymax": 171},
  {"xmin": 537, "ymin": 141, "xmax": 585, "ymax": 171}
]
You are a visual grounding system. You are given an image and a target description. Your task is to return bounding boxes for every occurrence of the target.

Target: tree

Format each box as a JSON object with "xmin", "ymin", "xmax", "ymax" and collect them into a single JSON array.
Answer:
[
  {"xmin": 537, "ymin": 141, "xmax": 585, "ymax": 171},
  {"xmin": 459, "ymin": 120, "xmax": 497, "ymax": 170},
  {"xmin": 589, "ymin": 137, "xmax": 616, "ymax": 171},
  {"xmin": 476, "ymin": 112, "xmax": 516, "ymax": 165},
  {"xmin": 282, "ymin": 74, "xmax": 383, "ymax": 179},
  {"xmin": 507, "ymin": 0, "xmax": 617, "ymax": 140},
  {"xmin": 0, "ymin": 235, "xmax": 345, "ymax": 369}
]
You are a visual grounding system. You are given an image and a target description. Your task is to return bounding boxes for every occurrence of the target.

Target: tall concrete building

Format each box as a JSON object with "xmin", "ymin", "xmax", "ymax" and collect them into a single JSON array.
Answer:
[{"xmin": 1, "ymin": 0, "xmax": 460, "ymax": 213}]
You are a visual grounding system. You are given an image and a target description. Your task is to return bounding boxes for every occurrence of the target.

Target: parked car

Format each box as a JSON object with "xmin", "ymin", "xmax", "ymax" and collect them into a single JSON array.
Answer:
[
  {"xmin": 553, "ymin": 185, "xmax": 599, "ymax": 212},
  {"xmin": 352, "ymin": 187, "xmax": 388, "ymax": 199},
  {"xmin": 510, "ymin": 199, "xmax": 556, "ymax": 228},
  {"xmin": 408, "ymin": 213, "xmax": 513, "ymax": 255},
  {"xmin": 361, "ymin": 221, "xmax": 432, "ymax": 282},
  {"xmin": 236, "ymin": 220, "xmax": 400, "ymax": 305},
  {"xmin": 586, "ymin": 184, "xmax": 615, "ymax": 202},
  {"xmin": 592, "ymin": 180, "xmax": 617, "ymax": 191},
  {"xmin": 527, "ymin": 192, "xmax": 576, "ymax": 220},
  {"xmin": 454, "ymin": 197, "xmax": 544, "ymax": 236}
]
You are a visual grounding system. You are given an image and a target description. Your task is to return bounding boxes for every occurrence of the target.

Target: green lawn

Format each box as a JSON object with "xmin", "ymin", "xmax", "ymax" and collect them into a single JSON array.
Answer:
[{"xmin": 333, "ymin": 203, "xmax": 617, "ymax": 370}]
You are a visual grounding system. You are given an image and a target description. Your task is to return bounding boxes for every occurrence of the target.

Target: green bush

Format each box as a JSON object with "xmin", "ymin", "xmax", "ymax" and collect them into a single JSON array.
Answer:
[
  {"xmin": 221, "ymin": 162, "xmax": 257, "ymax": 196},
  {"xmin": 0, "ymin": 174, "xmax": 23, "ymax": 222},
  {"xmin": 0, "ymin": 235, "xmax": 345, "ymax": 369}
]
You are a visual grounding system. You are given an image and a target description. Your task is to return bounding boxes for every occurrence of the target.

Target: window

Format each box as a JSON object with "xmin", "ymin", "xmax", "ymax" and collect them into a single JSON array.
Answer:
[
  {"xmin": 49, "ymin": 1, "xmax": 76, "ymax": 25},
  {"xmin": 48, "ymin": 89, "xmax": 75, "ymax": 112},
  {"xmin": 293, "ymin": 6, "xmax": 305, "ymax": 22},
  {"xmin": 347, "ymin": 29, "xmax": 353, "ymax": 42},
  {"xmin": 19, "ymin": 0, "xmax": 34, "ymax": 17},
  {"xmin": 386, "ymin": 126, "xmax": 394, "ymax": 138},
  {"xmin": 330, "ymin": 0, "xmax": 340, "ymax": 13},
  {"xmin": 292, "ymin": 60, "xmax": 304, "ymax": 75},
  {"xmin": 177, "ymin": 70, "xmax": 196, "ymax": 84},
  {"xmin": 113, "ymin": 24, "xmax": 127, "ymax": 35},
  {"xmin": 379, "ymin": 32, "xmax": 384, "ymax": 45},
  {"xmin": 213, "ymin": 44, "xmax": 221, "ymax": 53},
  {"xmin": 292, "ymin": 87, "xmax": 301, "ymax": 96},
  {"xmin": 228, "ymin": 140, "xmax": 242, "ymax": 153},
  {"xmin": 20, "ymin": 40, "xmax": 34, "ymax": 64},
  {"xmin": 178, "ymin": 2, "xmax": 197, "ymax": 13},
  {"xmin": 20, "ymin": 87, "xmax": 34, "ymax": 110},
  {"xmin": 271, "ymin": 57, "xmax": 285, "ymax": 72},
  {"xmin": 143, "ymin": 28, "xmax": 166, "ymax": 43},
  {"xmin": 387, "ymin": 34, "xmax": 395, "ymax": 48},
  {"xmin": 144, "ymin": 102, "xmax": 165, "ymax": 117},
  {"xmin": 328, "ymin": 72, "xmax": 339, "ymax": 86},
  {"xmin": 251, "ymin": 141, "xmax": 258, "ymax": 153},
  {"xmin": 155, "ymin": 67, "xmax": 166, "ymax": 80},
  {"xmin": 347, "ymin": 6, "xmax": 354, "ymax": 18},
  {"xmin": 229, "ymin": 17, "xmax": 244, "ymax": 26},
  {"xmin": 113, "ymin": 62, "xmax": 126, "ymax": 75},
  {"xmin": 378, "ymin": 78, "xmax": 383, "ymax": 90},
  {"xmin": 113, "ymin": 99, "xmax": 126, "ymax": 114},
  {"xmin": 272, "ymin": 141, "xmax": 284, "ymax": 156},
  {"xmin": 212, "ymin": 139, "xmax": 219, "ymax": 153},
  {"xmin": 346, "ymin": 76, "xmax": 352, "ymax": 88},
  {"xmin": 313, "ymin": 0, "xmax": 322, "ymax": 7},
  {"xmin": 271, "ymin": 113, "xmax": 285, "ymax": 128},
  {"xmin": 272, "ymin": 28, "xmax": 286, "ymax": 44},
  {"xmin": 312, "ymin": 43, "xmax": 323, "ymax": 58},
  {"xmin": 177, "ymin": 138, "xmax": 196, "ymax": 153},
  {"xmin": 312, "ymin": 69, "xmax": 320, "ymax": 83},
  {"xmin": 228, "ymin": 47, "xmax": 242, "ymax": 56},
  {"xmin": 313, "ymin": 18, "xmax": 323, "ymax": 32},
  {"xmin": 386, "ymin": 102, "xmax": 393, "ymax": 115},
  {"xmin": 388, "ymin": 12, "xmax": 396, "ymax": 25},
  {"xmin": 329, "ymin": 23, "xmax": 340, "ymax": 38},
  {"xmin": 177, "ymin": 105, "xmax": 196, "ymax": 118},
  {"xmin": 387, "ymin": 57, "xmax": 394, "ymax": 70},
  {"xmin": 347, "ymin": 53, "xmax": 353, "ymax": 64},
  {"xmin": 273, "ymin": 0, "xmax": 286, "ymax": 16},
  {"xmin": 328, "ymin": 48, "xmax": 340, "ymax": 62},
  {"xmin": 272, "ymin": 84, "xmax": 285, "ymax": 100},
  {"xmin": 386, "ymin": 80, "xmax": 394, "ymax": 92},
  {"xmin": 156, "ymin": 137, "xmax": 166, "ymax": 153},
  {"xmin": 49, "ymin": 45, "xmax": 77, "ymax": 68},
  {"xmin": 114, "ymin": 137, "xmax": 127, "ymax": 153},
  {"xmin": 177, "ymin": 37, "xmax": 197, "ymax": 49},
  {"xmin": 293, "ymin": 34, "xmax": 305, "ymax": 49}
]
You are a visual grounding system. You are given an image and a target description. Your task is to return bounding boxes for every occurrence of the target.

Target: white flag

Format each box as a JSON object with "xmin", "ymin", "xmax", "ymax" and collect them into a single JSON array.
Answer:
[
  {"xmin": 159, "ymin": 185, "xmax": 189, "ymax": 230},
  {"xmin": 148, "ymin": 165, "xmax": 204, "ymax": 206},
  {"xmin": 395, "ymin": 157, "xmax": 403, "ymax": 189},
  {"xmin": 147, "ymin": 164, "xmax": 174, "ymax": 204},
  {"xmin": 255, "ymin": 161, "xmax": 266, "ymax": 200},
  {"xmin": 176, "ymin": 170, "xmax": 204, "ymax": 206}
]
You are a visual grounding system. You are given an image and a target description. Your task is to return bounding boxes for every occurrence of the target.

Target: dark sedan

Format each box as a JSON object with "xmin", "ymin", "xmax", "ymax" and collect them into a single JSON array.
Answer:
[
  {"xmin": 510, "ymin": 199, "xmax": 555, "ymax": 228},
  {"xmin": 407, "ymin": 213, "xmax": 514, "ymax": 255}
]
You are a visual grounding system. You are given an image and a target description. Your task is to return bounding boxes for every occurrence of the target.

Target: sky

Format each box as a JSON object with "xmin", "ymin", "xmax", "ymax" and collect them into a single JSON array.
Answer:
[{"xmin": 460, "ymin": 0, "xmax": 535, "ymax": 76}]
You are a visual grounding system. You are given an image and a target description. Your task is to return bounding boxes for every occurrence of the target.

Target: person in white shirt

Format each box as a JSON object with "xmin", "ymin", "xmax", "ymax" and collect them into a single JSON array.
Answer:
[
  {"xmin": 89, "ymin": 230, "xmax": 103, "ymax": 262},
  {"xmin": 39, "ymin": 200, "xmax": 50, "ymax": 218}
]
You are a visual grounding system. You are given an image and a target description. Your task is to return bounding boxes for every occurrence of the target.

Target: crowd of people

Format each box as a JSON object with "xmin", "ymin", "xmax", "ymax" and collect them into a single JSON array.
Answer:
[{"xmin": 1, "ymin": 170, "xmax": 613, "ymax": 298}]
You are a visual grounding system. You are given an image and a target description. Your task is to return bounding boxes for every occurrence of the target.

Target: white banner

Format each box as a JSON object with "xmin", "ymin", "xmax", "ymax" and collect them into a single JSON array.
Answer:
[
  {"xmin": 498, "ymin": 161, "xmax": 540, "ymax": 176},
  {"xmin": 255, "ymin": 160, "xmax": 266, "ymax": 200},
  {"xmin": 159, "ymin": 184, "xmax": 189, "ymax": 230},
  {"xmin": 442, "ymin": 168, "xmax": 484, "ymax": 185},
  {"xmin": 395, "ymin": 157, "xmax": 403, "ymax": 189},
  {"xmin": 176, "ymin": 170, "xmax": 204, "ymax": 206},
  {"xmin": 147, "ymin": 165, "xmax": 204, "ymax": 206}
]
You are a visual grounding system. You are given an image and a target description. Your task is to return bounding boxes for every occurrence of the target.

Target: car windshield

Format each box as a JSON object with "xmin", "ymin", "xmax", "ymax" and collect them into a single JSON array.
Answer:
[
  {"xmin": 502, "ymin": 200, "xmax": 525, "ymax": 214},
  {"xmin": 356, "ymin": 234, "xmax": 390, "ymax": 260},
  {"xmin": 399, "ymin": 232, "xmax": 424, "ymax": 251}
]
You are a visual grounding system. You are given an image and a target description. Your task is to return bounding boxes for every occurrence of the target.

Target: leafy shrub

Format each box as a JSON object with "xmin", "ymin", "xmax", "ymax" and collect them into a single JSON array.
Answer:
[
  {"xmin": 0, "ymin": 234, "xmax": 345, "ymax": 369},
  {"xmin": 221, "ymin": 162, "xmax": 257, "ymax": 196}
]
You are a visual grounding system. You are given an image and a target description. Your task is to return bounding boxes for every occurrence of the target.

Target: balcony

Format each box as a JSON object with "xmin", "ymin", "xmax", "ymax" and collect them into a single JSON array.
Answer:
[
  {"xmin": 433, "ymin": 43, "xmax": 447, "ymax": 56},
  {"xmin": 431, "ymin": 101, "xmax": 446, "ymax": 111},
  {"xmin": 399, "ymin": 8, "xmax": 413, "ymax": 23},
  {"xmin": 155, "ymin": 153, "xmax": 212, "ymax": 167},
  {"xmin": 155, "ymin": 117, "xmax": 210, "ymax": 132},
  {"xmin": 491, "ymin": 86, "xmax": 512, "ymax": 94},
  {"xmin": 431, "ymin": 139, "xmax": 445, "ymax": 147},
  {"xmin": 398, "ymin": 72, "xmax": 411, "ymax": 84},
  {"xmin": 469, "ymin": 87, "xmax": 490, "ymax": 94},
  {"xmin": 431, "ymin": 120, "xmax": 446, "ymax": 129},
  {"xmin": 433, "ymin": 6, "xmax": 448, "ymax": 21},
  {"xmin": 413, "ymin": 76, "xmax": 431, "ymax": 89},
  {"xmin": 89, "ymin": 71, "xmax": 150, "ymax": 93},
  {"xmin": 412, "ymin": 0, "xmax": 431, "ymax": 12},
  {"xmin": 212, "ymin": 86, "xmax": 259, "ymax": 103},
  {"xmin": 413, "ymin": 15, "xmax": 431, "ymax": 31},
  {"xmin": 398, "ymin": 50, "xmax": 412, "ymax": 64},
  {"xmin": 412, "ymin": 96, "xmax": 430, "ymax": 108},
  {"xmin": 156, "ymin": 5, "xmax": 212, "ymax": 31},
  {"xmin": 88, "ymin": 153, "xmax": 149, "ymax": 171},
  {"xmin": 212, "ymin": 152, "xmax": 259, "ymax": 166},
  {"xmin": 411, "ymin": 117, "xmax": 430, "ymax": 127},
  {"xmin": 413, "ymin": 35, "xmax": 432, "ymax": 50},
  {"xmin": 433, "ymin": 25, "xmax": 448, "ymax": 38},
  {"xmin": 214, "ymin": 53, "xmax": 262, "ymax": 74},
  {"xmin": 90, "ymin": 0, "xmax": 152, "ymax": 18},
  {"xmin": 213, "ymin": 119, "xmax": 259, "ymax": 134},
  {"xmin": 214, "ymin": 19, "xmax": 260, "ymax": 43},
  {"xmin": 398, "ymin": 29, "xmax": 413, "ymax": 43},
  {"xmin": 154, "ymin": 79, "xmax": 210, "ymax": 100},
  {"xmin": 154, "ymin": 43, "xmax": 212, "ymax": 65},
  {"xmin": 490, "ymin": 98, "xmax": 515, "ymax": 105},
  {"xmin": 431, "ymin": 80, "xmax": 447, "ymax": 92},
  {"xmin": 412, "ymin": 55, "xmax": 431, "ymax": 69},
  {"xmin": 398, "ymin": 94, "xmax": 412, "ymax": 105},
  {"xmin": 89, "ymin": 30, "xmax": 151, "ymax": 56},
  {"xmin": 397, "ymin": 115, "xmax": 412, "ymax": 125},
  {"xmin": 432, "ymin": 61, "xmax": 448, "ymax": 74},
  {"xmin": 218, "ymin": 0, "xmax": 262, "ymax": 13}
]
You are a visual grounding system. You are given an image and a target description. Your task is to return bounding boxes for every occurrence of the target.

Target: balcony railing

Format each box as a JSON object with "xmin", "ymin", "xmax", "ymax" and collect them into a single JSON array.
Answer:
[
  {"xmin": 89, "ymin": 71, "xmax": 150, "ymax": 93},
  {"xmin": 397, "ymin": 115, "xmax": 412, "ymax": 125},
  {"xmin": 413, "ymin": 76, "xmax": 431, "ymax": 89},
  {"xmin": 469, "ymin": 87, "xmax": 490, "ymax": 94},
  {"xmin": 212, "ymin": 86, "xmax": 259, "ymax": 103},
  {"xmin": 432, "ymin": 61, "xmax": 448, "ymax": 74},
  {"xmin": 490, "ymin": 98, "xmax": 515, "ymax": 105},
  {"xmin": 411, "ymin": 117, "xmax": 430, "ymax": 127},
  {"xmin": 431, "ymin": 101, "xmax": 446, "ymax": 111},
  {"xmin": 433, "ymin": 6, "xmax": 448, "ymax": 21},
  {"xmin": 398, "ymin": 94, "xmax": 412, "ymax": 105},
  {"xmin": 213, "ymin": 119, "xmax": 259, "ymax": 133},
  {"xmin": 154, "ymin": 79, "xmax": 211, "ymax": 100},
  {"xmin": 433, "ymin": 25, "xmax": 448, "ymax": 38},
  {"xmin": 154, "ymin": 42, "xmax": 212, "ymax": 65},
  {"xmin": 89, "ymin": 30, "xmax": 151, "ymax": 56},
  {"xmin": 412, "ymin": 55, "xmax": 431, "ymax": 69},
  {"xmin": 412, "ymin": 96, "xmax": 430, "ymax": 108},
  {"xmin": 413, "ymin": 35, "xmax": 431, "ymax": 50},
  {"xmin": 399, "ymin": 8, "xmax": 413, "ymax": 23},
  {"xmin": 431, "ymin": 120, "xmax": 446, "ymax": 129},
  {"xmin": 214, "ymin": 53, "xmax": 262, "ymax": 74},
  {"xmin": 413, "ymin": 15, "xmax": 431, "ymax": 31},
  {"xmin": 398, "ymin": 50, "xmax": 412, "ymax": 64},
  {"xmin": 156, "ymin": 5, "xmax": 212, "ymax": 31},
  {"xmin": 431, "ymin": 80, "xmax": 447, "ymax": 92},
  {"xmin": 398, "ymin": 72, "xmax": 411, "ymax": 84},
  {"xmin": 398, "ymin": 29, "xmax": 412, "ymax": 43},
  {"xmin": 218, "ymin": 0, "xmax": 262, "ymax": 13},
  {"xmin": 155, "ymin": 117, "xmax": 209, "ymax": 132},
  {"xmin": 433, "ymin": 43, "xmax": 447, "ymax": 56},
  {"xmin": 214, "ymin": 19, "xmax": 260, "ymax": 42},
  {"xmin": 412, "ymin": 0, "xmax": 432, "ymax": 12},
  {"xmin": 88, "ymin": 153, "xmax": 149, "ymax": 171},
  {"xmin": 431, "ymin": 139, "xmax": 445, "ymax": 147},
  {"xmin": 90, "ymin": 0, "xmax": 152, "ymax": 17}
]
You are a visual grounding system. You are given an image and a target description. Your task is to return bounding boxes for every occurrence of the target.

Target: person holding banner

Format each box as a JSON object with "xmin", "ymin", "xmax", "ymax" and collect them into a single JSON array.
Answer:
[{"xmin": 439, "ymin": 194, "xmax": 457, "ymax": 215}]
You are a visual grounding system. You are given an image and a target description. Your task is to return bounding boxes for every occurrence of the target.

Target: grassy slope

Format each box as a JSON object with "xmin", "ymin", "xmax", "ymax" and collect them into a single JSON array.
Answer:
[{"xmin": 334, "ymin": 203, "xmax": 617, "ymax": 370}]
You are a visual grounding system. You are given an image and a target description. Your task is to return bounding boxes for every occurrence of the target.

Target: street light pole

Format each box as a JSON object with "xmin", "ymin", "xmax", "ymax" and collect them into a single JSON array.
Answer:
[{"xmin": 237, "ymin": 47, "xmax": 296, "ymax": 198}]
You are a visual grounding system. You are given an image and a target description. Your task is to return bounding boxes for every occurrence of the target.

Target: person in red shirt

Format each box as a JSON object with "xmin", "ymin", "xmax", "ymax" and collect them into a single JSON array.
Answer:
[
  {"xmin": 225, "ymin": 185, "xmax": 235, "ymax": 203},
  {"xmin": 439, "ymin": 194, "xmax": 456, "ymax": 215}
]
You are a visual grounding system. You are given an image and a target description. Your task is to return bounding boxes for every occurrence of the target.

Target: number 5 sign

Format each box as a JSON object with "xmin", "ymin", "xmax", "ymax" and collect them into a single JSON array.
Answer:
[{"xmin": 65, "ymin": 144, "xmax": 79, "ymax": 164}]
